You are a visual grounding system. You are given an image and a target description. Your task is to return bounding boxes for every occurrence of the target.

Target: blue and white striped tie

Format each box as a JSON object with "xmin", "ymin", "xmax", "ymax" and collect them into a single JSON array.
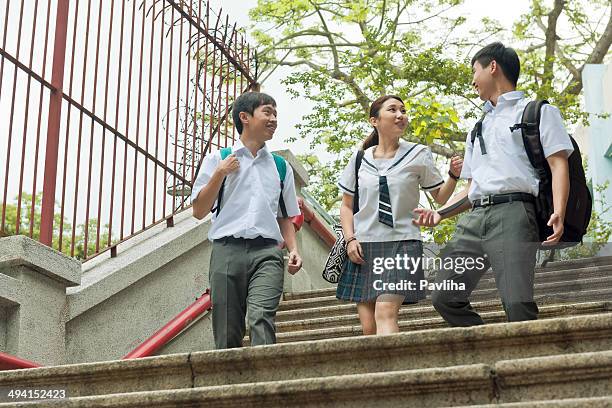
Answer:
[{"xmin": 378, "ymin": 176, "xmax": 393, "ymax": 227}]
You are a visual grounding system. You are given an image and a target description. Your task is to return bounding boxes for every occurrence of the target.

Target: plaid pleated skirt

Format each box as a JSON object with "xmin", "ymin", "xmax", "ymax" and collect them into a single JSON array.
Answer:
[{"xmin": 336, "ymin": 240, "xmax": 426, "ymax": 304}]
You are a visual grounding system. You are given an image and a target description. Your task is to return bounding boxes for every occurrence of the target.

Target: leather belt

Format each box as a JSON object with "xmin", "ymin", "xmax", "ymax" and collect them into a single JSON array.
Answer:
[
  {"xmin": 214, "ymin": 236, "xmax": 278, "ymax": 246},
  {"xmin": 472, "ymin": 192, "xmax": 535, "ymax": 208}
]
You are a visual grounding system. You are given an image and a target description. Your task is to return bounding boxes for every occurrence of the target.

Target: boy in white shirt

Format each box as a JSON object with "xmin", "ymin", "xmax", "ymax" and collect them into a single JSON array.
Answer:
[
  {"xmin": 413, "ymin": 42, "xmax": 573, "ymax": 326},
  {"xmin": 192, "ymin": 92, "xmax": 302, "ymax": 348}
]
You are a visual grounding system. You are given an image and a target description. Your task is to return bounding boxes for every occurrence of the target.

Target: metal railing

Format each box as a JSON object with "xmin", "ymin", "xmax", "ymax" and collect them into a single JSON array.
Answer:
[{"xmin": 0, "ymin": 0, "xmax": 256, "ymax": 260}]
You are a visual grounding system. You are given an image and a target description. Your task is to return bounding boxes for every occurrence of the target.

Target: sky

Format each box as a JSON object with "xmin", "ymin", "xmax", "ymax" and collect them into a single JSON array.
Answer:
[{"xmin": 212, "ymin": 0, "xmax": 532, "ymax": 153}]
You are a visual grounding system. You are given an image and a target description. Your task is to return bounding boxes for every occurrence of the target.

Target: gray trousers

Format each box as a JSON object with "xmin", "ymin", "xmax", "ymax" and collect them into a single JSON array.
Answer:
[
  {"xmin": 209, "ymin": 238, "xmax": 285, "ymax": 349},
  {"xmin": 432, "ymin": 201, "xmax": 540, "ymax": 326}
]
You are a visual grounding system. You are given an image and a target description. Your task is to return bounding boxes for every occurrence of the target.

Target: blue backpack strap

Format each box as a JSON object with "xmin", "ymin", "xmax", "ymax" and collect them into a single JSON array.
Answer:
[
  {"xmin": 215, "ymin": 147, "xmax": 233, "ymax": 215},
  {"xmin": 272, "ymin": 153, "xmax": 287, "ymax": 182},
  {"xmin": 220, "ymin": 147, "xmax": 233, "ymax": 160},
  {"xmin": 272, "ymin": 153, "xmax": 288, "ymax": 218}
]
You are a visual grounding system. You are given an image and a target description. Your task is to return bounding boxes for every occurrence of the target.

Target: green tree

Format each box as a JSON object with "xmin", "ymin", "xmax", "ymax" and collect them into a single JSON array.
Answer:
[
  {"xmin": 514, "ymin": 0, "xmax": 612, "ymax": 123},
  {"xmin": 251, "ymin": 0, "xmax": 483, "ymax": 211},
  {"xmin": 1, "ymin": 193, "xmax": 113, "ymax": 260},
  {"xmin": 251, "ymin": 0, "xmax": 611, "ymax": 244}
]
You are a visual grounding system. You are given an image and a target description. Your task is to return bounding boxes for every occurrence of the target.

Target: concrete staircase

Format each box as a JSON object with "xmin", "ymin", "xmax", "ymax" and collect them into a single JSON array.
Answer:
[{"xmin": 0, "ymin": 256, "xmax": 610, "ymax": 406}]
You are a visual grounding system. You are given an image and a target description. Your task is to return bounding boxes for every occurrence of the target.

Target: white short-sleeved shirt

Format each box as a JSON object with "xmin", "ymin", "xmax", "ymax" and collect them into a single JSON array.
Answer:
[
  {"xmin": 461, "ymin": 91, "xmax": 574, "ymax": 202},
  {"xmin": 191, "ymin": 139, "xmax": 301, "ymax": 243},
  {"xmin": 338, "ymin": 140, "xmax": 444, "ymax": 242}
]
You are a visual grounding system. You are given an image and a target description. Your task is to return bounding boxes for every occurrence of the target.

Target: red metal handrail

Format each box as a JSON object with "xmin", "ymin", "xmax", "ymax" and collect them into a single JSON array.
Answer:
[
  {"xmin": 123, "ymin": 290, "xmax": 212, "ymax": 359},
  {"xmin": 0, "ymin": 352, "xmax": 42, "ymax": 371}
]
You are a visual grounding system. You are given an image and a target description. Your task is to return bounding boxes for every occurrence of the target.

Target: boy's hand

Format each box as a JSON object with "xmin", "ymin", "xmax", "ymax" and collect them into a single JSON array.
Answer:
[
  {"xmin": 542, "ymin": 213, "xmax": 564, "ymax": 246},
  {"xmin": 217, "ymin": 154, "xmax": 240, "ymax": 176},
  {"xmin": 412, "ymin": 208, "xmax": 442, "ymax": 227},
  {"xmin": 287, "ymin": 250, "xmax": 303, "ymax": 274}
]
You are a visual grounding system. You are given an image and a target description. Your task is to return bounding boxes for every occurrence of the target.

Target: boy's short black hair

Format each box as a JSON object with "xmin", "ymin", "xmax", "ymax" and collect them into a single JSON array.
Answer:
[
  {"xmin": 471, "ymin": 42, "xmax": 520, "ymax": 86},
  {"xmin": 232, "ymin": 91, "xmax": 276, "ymax": 134}
]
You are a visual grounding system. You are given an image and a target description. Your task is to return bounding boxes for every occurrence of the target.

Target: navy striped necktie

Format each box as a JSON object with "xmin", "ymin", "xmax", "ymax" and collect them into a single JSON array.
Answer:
[{"xmin": 378, "ymin": 176, "xmax": 393, "ymax": 227}]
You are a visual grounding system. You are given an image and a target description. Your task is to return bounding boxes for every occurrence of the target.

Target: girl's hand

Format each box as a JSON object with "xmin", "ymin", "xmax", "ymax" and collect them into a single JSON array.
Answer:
[
  {"xmin": 347, "ymin": 239, "xmax": 365, "ymax": 264},
  {"xmin": 449, "ymin": 155, "xmax": 463, "ymax": 178}
]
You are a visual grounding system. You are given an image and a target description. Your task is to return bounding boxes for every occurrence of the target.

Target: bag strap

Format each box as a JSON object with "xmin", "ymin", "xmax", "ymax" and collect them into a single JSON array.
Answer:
[
  {"xmin": 470, "ymin": 112, "xmax": 488, "ymax": 154},
  {"xmin": 272, "ymin": 153, "xmax": 288, "ymax": 218},
  {"xmin": 514, "ymin": 100, "xmax": 550, "ymax": 182},
  {"xmin": 353, "ymin": 150, "xmax": 364, "ymax": 214},
  {"xmin": 214, "ymin": 147, "xmax": 233, "ymax": 215}
]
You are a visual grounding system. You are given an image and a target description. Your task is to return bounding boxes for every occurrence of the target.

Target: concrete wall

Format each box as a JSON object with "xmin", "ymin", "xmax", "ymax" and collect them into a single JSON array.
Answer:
[
  {"xmin": 0, "ymin": 306, "xmax": 6, "ymax": 351},
  {"xmin": 1, "ymin": 150, "xmax": 336, "ymax": 364},
  {"xmin": 582, "ymin": 64, "xmax": 612, "ymax": 223},
  {"xmin": 0, "ymin": 236, "xmax": 80, "ymax": 365},
  {"xmin": 65, "ymin": 215, "xmax": 214, "ymax": 362}
]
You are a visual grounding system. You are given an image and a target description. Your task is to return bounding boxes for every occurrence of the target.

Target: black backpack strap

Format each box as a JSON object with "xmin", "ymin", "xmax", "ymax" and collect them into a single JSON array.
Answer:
[
  {"xmin": 214, "ymin": 178, "xmax": 226, "ymax": 216},
  {"xmin": 278, "ymin": 179, "xmax": 288, "ymax": 218},
  {"xmin": 353, "ymin": 150, "xmax": 364, "ymax": 214},
  {"xmin": 470, "ymin": 113, "xmax": 487, "ymax": 154},
  {"xmin": 516, "ymin": 100, "xmax": 550, "ymax": 181}
]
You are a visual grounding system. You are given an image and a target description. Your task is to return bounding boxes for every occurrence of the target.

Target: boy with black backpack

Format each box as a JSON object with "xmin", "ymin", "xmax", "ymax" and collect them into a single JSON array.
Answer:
[
  {"xmin": 412, "ymin": 42, "xmax": 583, "ymax": 326},
  {"xmin": 192, "ymin": 91, "xmax": 302, "ymax": 348}
]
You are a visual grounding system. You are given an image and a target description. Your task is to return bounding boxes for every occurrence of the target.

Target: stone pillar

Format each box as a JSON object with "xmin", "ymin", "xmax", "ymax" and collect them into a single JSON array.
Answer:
[{"xmin": 0, "ymin": 236, "xmax": 80, "ymax": 365}]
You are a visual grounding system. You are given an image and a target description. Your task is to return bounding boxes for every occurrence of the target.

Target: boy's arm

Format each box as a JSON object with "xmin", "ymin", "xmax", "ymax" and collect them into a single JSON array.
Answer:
[
  {"xmin": 192, "ymin": 154, "xmax": 239, "ymax": 220},
  {"xmin": 277, "ymin": 165, "xmax": 302, "ymax": 274},
  {"xmin": 192, "ymin": 171, "xmax": 225, "ymax": 220},
  {"xmin": 542, "ymin": 152, "xmax": 569, "ymax": 245},
  {"xmin": 413, "ymin": 180, "xmax": 472, "ymax": 227},
  {"xmin": 278, "ymin": 217, "xmax": 302, "ymax": 275}
]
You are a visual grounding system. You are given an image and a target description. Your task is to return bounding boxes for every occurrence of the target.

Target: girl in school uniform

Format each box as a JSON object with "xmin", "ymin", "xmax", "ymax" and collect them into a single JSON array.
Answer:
[{"xmin": 337, "ymin": 95, "xmax": 462, "ymax": 335}]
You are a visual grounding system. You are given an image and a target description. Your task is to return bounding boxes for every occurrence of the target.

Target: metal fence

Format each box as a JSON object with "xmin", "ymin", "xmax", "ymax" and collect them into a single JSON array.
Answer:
[{"xmin": 0, "ymin": 0, "xmax": 255, "ymax": 260}]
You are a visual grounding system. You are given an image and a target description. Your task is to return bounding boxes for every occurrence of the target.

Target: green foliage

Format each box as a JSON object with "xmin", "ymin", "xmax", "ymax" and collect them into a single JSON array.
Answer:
[
  {"xmin": 430, "ymin": 216, "xmax": 459, "ymax": 245},
  {"xmin": 513, "ymin": 0, "xmax": 612, "ymax": 125},
  {"xmin": 251, "ymin": 0, "xmax": 480, "ymax": 212},
  {"xmin": 1, "ymin": 193, "xmax": 115, "ymax": 260},
  {"xmin": 250, "ymin": 0, "xmax": 611, "ymax": 225}
]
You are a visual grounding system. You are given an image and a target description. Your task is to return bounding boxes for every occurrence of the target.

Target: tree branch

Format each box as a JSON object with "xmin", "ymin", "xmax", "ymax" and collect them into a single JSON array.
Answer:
[
  {"xmin": 563, "ymin": 5, "xmax": 612, "ymax": 95},
  {"xmin": 542, "ymin": 0, "xmax": 565, "ymax": 92}
]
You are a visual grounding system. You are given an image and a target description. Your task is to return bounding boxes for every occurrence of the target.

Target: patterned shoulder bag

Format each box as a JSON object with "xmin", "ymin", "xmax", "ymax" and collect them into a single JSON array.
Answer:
[{"xmin": 322, "ymin": 150, "xmax": 364, "ymax": 283}]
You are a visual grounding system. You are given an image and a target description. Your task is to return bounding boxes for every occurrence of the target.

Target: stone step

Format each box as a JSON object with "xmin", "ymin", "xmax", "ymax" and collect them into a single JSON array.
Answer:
[
  {"xmin": 275, "ymin": 290, "xmax": 611, "ymax": 322},
  {"xmin": 455, "ymin": 396, "xmax": 612, "ymax": 407},
  {"xmin": 278, "ymin": 276, "xmax": 612, "ymax": 311},
  {"xmin": 283, "ymin": 264, "xmax": 612, "ymax": 301},
  {"xmin": 4, "ymin": 350, "xmax": 610, "ymax": 407},
  {"xmin": 0, "ymin": 364, "xmax": 495, "ymax": 407},
  {"xmin": 274, "ymin": 301, "xmax": 611, "ymax": 333},
  {"xmin": 283, "ymin": 257, "xmax": 612, "ymax": 301},
  {"xmin": 267, "ymin": 306, "xmax": 612, "ymax": 344},
  {"xmin": 1, "ymin": 314, "xmax": 610, "ymax": 400},
  {"xmin": 538, "ymin": 255, "xmax": 612, "ymax": 272},
  {"xmin": 493, "ymin": 350, "xmax": 612, "ymax": 403}
]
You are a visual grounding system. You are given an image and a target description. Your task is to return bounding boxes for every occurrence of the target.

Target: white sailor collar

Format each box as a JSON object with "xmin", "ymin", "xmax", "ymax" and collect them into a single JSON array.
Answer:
[{"xmin": 362, "ymin": 139, "xmax": 426, "ymax": 175}]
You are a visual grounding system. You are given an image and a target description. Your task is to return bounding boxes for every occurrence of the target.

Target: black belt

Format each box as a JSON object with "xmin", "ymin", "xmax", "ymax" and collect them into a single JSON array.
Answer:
[
  {"xmin": 472, "ymin": 192, "xmax": 535, "ymax": 208},
  {"xmin": 214, "ymin": 236, "xmax": 278, "ymax": 246}
]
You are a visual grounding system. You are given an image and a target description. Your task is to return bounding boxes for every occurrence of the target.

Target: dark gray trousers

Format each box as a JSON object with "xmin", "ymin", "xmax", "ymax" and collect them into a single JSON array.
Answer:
[
  {"xmin": 209, "ymin": 239, "xmax": 285, "ymax": 349},
  {"xmin": 432, "ymin": 201, "xmax": 540, "ymax": 326}
]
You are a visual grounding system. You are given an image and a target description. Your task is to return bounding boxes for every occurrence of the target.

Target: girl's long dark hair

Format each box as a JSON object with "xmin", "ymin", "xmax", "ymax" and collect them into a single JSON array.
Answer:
[{"xmin": 361, "ymin": 95, "xmax": 404, "ymax": 150}]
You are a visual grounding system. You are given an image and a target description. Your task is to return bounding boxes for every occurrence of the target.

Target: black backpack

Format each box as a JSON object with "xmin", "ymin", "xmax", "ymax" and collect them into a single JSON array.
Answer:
[
  {"xmin": 515, "ymin": 100, "xmax": 592, "ymax": 248},
  {"xmin": 471, "ymin": 100, "xmax": 592, "ymax": 248}
]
